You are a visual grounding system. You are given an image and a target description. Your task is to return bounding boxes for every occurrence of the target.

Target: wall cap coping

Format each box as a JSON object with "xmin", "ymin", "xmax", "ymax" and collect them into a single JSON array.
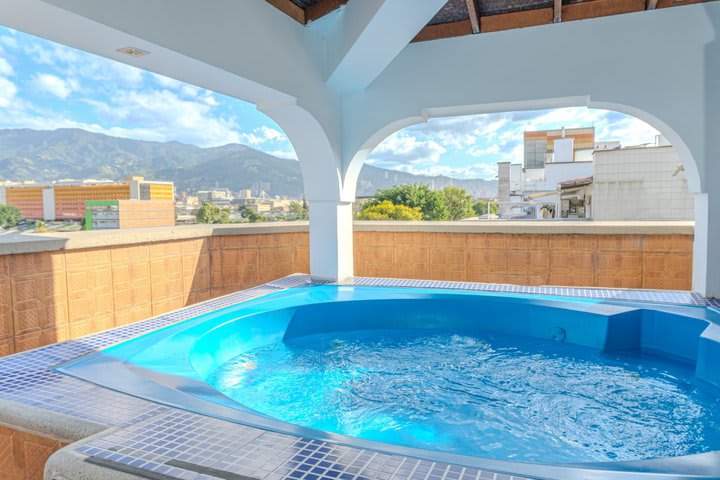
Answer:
[{"xmin": 0, "ymin": 221, "xmax": 694, "ymax": 255}]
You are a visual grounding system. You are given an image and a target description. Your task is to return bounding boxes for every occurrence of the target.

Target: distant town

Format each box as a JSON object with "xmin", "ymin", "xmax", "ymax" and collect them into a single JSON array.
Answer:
[{"xmin": 0, "ymin": 125, "xmax": 694, "ymax": 233}]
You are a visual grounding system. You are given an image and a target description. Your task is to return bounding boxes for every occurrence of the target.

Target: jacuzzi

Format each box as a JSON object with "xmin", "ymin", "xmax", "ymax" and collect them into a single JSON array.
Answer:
[{"xmin": 58, "ymin": 285, "xmax": 720, "ymax": 479}]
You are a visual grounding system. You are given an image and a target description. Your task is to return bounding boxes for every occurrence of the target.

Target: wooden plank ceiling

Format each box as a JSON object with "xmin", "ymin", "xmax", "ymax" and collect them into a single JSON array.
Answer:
[{"xmin": 267, "ymin": 0, "xmax": 716, "ymax": 42}]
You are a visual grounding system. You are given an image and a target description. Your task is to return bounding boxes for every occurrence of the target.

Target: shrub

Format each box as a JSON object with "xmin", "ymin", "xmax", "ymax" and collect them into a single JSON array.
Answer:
[
  {"xmin": 357, "ymin": 200, "xmax": 423, "ymax": 221},
  {"xmin": 370, "ymin": 184, "xmax": 448, "ymax": 221},
  {"xmin": 472, "ymin": 199, "xmax": 499, "ymax": 217},
  {"xmin": 196, "ymin": 202, "xmax": 231, "ymax": 224},
  {"xmin": 442, "ymin": 186, "xmax": 474, "ymax": 220},
  {"xmin": 0, "ymin": 204, "xmax": 23, "ymax": 229}
]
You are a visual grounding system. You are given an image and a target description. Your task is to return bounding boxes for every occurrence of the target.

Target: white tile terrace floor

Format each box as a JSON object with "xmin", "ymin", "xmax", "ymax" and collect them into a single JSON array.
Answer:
[{"xmin": 1, "ymin": 274, "xmax": 718, "ymax": 480}]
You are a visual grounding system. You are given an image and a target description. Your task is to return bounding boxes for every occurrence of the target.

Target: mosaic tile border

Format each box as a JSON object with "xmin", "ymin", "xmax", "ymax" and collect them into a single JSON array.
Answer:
[
  {"xmin": 72, "ymin": 409, "xmax": 527, "ymax": 480},
  {"xmin": 1, "ymin": 273, "xmax": 716, "ymax": 480},
  {"xmin": 343, "ymin": 277, "xmax": 720, "ymax": 309},
  {"xmin": 0, "ymin": 280, "xmax": 304, "ymax": 429}
]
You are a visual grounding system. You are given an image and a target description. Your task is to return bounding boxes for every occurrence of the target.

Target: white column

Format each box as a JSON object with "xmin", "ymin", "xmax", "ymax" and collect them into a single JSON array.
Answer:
[
  {"xmin": 697, "ymin": 189, "xmax": 720, "ymax": 298},
  {"xmin": 42, "ymin": 188, "xmax": 56, "ymax": 221},
  {"xmin": 308, "ymin": 200, "xmax": 354, "ymax": 282},
  {"xmin": 693, "ymin": 193, "xmax": 709, "ymax": 296}
]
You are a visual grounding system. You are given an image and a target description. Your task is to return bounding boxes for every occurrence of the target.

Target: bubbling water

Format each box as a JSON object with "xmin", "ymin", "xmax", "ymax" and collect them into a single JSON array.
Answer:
[{"xmin": 207, "ymin": 329, "xmax": 720, "ymax": 463}]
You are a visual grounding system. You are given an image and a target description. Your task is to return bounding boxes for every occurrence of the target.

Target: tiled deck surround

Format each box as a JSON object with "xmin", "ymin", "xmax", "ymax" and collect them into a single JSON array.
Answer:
[
  {"xmin": 0, "ymin": 223, "xmax": 694, "ymax": 358},
  {"xmin": 0, "ymin": 274, "xmax": 717, "ymax": 480}
]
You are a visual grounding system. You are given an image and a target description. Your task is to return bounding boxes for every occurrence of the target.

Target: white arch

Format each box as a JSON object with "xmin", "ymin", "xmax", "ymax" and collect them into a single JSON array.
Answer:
[{"xmin": 342, "ymin": 99, "xmax": 703, "ymax": 199}]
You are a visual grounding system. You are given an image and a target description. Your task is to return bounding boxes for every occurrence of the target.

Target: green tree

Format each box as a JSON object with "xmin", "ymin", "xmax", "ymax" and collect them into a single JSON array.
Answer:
[
  {"xmin": 472, "ymin": 199, "xmax": 499, "ymax": 217},
  {"xmin": 371, "ymin": 183, "xmax": 448, "ymax": 220},
  {"xmin": 288, "ymin": 200, "xmax": 309, "ymax": 220},
  {"xmin": 0, "ymin": 205, "xmax": 23, "ymax": 229},
  {"xmin": 357, "ymin": 200, "xmax": 423, "ymax": 221},
  {"xmin": 240, "ymin": 206, "xmax": 268, "ymax": 223},
  {"xmin": 442, "ymin": 186, "xmax": 474, "ymax": 221},
  {"xmin": 196, "ymin": 202, "xmax": 231, "ymax": 224}
]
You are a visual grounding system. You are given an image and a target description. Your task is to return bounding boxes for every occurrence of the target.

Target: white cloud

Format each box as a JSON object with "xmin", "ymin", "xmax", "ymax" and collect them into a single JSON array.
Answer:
[
  {"xmin": 368, "ymin": 132, "xmax": 447, "ymax": 169},
  {"xmin": 467, "ymin": 144, "xmax": 500, "ymax": 157},
  {"xmin": 181, "ymin": 84, "xmax": 200, "ymax": 98},
  {"xmin": 265, "ymin": 148, "xmax": 298, "ymax": 160},
  {"xmin": 152, "ymin": 73, "xmax": 184, "ymax": 89},
  {"xmin": 106, "ymin": 62, "xmax": 144, "ymax": 88},
  {"xmin": 201, "ymin": 93, "xmax": 219, "ymax": 106},
  {"xmin": 389, "ymin": 162, "xmax": 498, "ymax": 181},
  {"xmin": 239, "ymin": 125, "xmax": 288, "ymax": 146},
  {"xmin": 0, "ymin": 77, "xmax": 17, "ymax": 107},
  {"xmin": 239, "ymin": 132, "xmax": 263, "ymax": 146},
  {"xmin": 0, "ymin": 58, "xmax": 13, "ymax": 76},
  {"xmin": 258, "ymin": 126, "xmax": 285, "ymax": 142},
  {"xmin": 409, "ymin": 115, "xmax": 510, "ymax": 149},
  {"xmin": 32, "ymin": 73, "xmax": 75, "ymax": 99},
  {"xmin": 90, "ymin": 89, "xmax": 242, "ymax": 147},
  {"xmin": 0, "ymin": 35, "xmax": 18, "ymax": 50}
]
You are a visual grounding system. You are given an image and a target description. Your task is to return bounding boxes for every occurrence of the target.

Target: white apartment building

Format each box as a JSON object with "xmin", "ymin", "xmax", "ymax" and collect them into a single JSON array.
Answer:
[{"xmin": 592, "ymin": 144, "xmax": 694, "ymax": 221}]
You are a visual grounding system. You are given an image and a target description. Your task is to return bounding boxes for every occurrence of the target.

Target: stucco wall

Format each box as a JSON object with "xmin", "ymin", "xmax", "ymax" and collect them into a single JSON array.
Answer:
[
  {"xmin": 0, "ymin": 223, "xmax": 693, "ymax": 358},
  {"xmin": 593, "ymin": 147, "xmax": 695, "ymax": 221}
]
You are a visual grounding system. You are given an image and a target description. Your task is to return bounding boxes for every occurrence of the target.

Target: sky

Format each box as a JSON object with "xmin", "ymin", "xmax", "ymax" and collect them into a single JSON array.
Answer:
[{"xmin": 0, "ymin": 26, "xmax": 660, "ymax": 181}]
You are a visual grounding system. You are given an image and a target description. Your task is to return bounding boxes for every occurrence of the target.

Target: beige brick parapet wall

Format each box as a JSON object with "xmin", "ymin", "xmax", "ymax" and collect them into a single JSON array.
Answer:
[{"xmin": 0, "ymin": 221, "xmax": 693, "ymax": 358}]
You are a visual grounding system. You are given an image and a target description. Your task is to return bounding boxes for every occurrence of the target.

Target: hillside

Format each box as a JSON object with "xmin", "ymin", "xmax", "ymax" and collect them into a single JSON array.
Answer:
[{"xmin": 0, "ymin": 128, "xmax": 497, "ymax": 198}]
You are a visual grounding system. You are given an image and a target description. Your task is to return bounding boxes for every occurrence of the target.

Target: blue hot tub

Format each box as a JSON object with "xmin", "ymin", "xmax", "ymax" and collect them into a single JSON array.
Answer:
[{"xmin": 59, "ymin": 285, "xmax": 720, "ymax": 479}]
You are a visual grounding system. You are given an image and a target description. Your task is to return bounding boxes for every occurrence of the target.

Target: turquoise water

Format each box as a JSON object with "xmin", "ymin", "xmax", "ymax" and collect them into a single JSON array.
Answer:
[{"xmin": 207, "ymin": 329, "xmax": 720, "ymax": 463}]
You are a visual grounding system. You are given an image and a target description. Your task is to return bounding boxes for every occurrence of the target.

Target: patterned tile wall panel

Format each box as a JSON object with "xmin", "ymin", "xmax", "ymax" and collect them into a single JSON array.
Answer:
[
  {"xmin": 0, "ymin": 231, "xmax": 694, "ymax": 358},
  {"xmin": 10, "ymin": 252, "xmax": 69, "ymax": 355},
  {"xmin": 0, "ymin": 233, "xmax": 310, "ymax": 357},
  {"xmin": 354, "ymin": 232, "xmax": 693, "ymax": 291},
  {"xmin": 0, "ymin": 424, "xmax": 68, "ymax": 480}
]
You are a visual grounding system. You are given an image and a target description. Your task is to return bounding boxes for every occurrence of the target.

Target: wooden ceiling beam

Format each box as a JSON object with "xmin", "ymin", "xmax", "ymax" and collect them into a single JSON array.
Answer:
[
  {"xmin": 561, "ymin": 0, "xmax": 645, "ymax": 22},
  {"xmin": 412, "ymin": 19, "xmax": 473, "ymax": 42},
  {"xmin": 305, "ymin": 0, "xmax": 349, "ymax": 23},
  {"xmin": 266, "ymin": 0, "xmax": 306, "ymax": 24},
  {"xmin": 465, "ymin": 0, "xmax": 481, "ymax": 34},
  {"xmin": 480, "ymin": 8, "xmax": 553, "ymax": 33},
  {"xmin": 269, "ymin": 0, "xmax": 719, "ymax": 40}
]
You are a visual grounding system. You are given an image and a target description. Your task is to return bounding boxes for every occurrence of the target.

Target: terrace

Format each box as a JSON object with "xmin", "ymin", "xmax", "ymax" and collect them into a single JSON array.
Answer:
[{"xmin": 0, "ymin": 1, "xmax": 719, "ymax": 479}]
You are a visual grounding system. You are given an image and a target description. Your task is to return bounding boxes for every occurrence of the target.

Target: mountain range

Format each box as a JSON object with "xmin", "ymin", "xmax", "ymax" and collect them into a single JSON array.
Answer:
[{"xmin": 0, "ymin": 128, "xmax": 497, "ymax": 198}]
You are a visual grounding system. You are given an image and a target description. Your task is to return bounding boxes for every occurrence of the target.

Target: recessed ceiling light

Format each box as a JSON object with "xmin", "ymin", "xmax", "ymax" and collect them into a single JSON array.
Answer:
[{"xmin": 117, "ymin": 47, "xmax": 149, "ymax": 58}]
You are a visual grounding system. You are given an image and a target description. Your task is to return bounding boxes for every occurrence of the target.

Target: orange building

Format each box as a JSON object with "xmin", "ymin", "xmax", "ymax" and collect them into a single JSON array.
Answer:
[
  {"xmin": 54, "ymin": 183, "xmax": 133, "ymax": 219},
  {"xmin": 0, "ymin": 177, "xmax": 175, "ymax": 222},
  {"xmin": 2, "ymin": 185, "xmax": 45, "ymax": 219},
  {"xmin": 524, "ymin": 127, "xmax": 595, "ymax": 169}
]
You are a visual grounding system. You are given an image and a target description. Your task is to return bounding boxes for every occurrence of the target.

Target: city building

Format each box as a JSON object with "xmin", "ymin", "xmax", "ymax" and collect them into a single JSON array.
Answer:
[
  {"xmin": 498, "ymin": 131, "xmax": 693, "ymax": 221},
  {"xmin": 0, "ymin": 176, "xmax": 174, "ymax": 221},
  {"xmin": 237, "ymin": 189, "xmax": 252, "ymax": 199},
  {"xmin": 498, "ymin": 127, "xmax": 596, "ymax": 219},
  {"xmin": 251, "ymin": 182, "xmax": 271, "ymax": 197},
  {"xmin": 592, "ymin": 143, "xmax": 694, "ymax": 221},
  {"xmin": 197, "ymin": 188, "xmax": 233, "ymax": 204}
]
